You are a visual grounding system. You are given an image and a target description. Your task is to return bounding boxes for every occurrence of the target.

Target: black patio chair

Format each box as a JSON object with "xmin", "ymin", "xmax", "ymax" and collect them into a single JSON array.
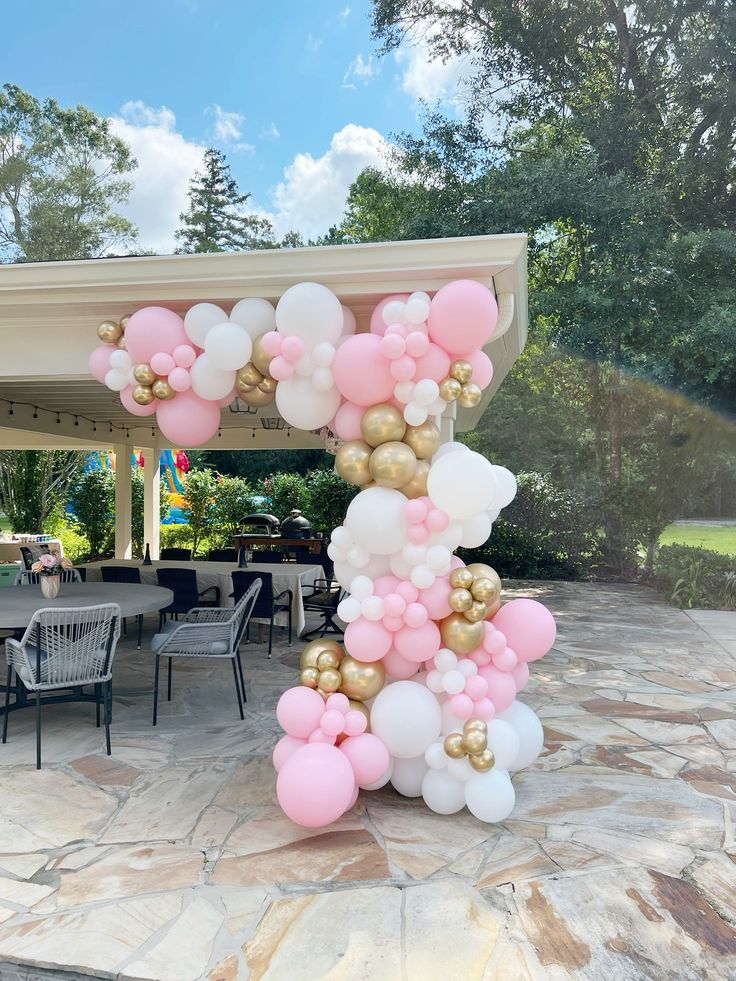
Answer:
[
  {"xmin": 101, "ymin": 565, "xmax": 144, "ymax": 648},
  {"xmin": 231, "ymin": 570, "xmax": 292, "ymax": 658},
  {"xmin": 302, "ymin": 579, "xmax": 345, "ymax": 640},
  {"xmin": 251, "ymin": 550, "xmax": 283, "ymax": 563},
  {"xmin": 207, "ymin": 548, "xmax": 238, "ymax": 562},
  {"xmin": 160, "ymin": 547, "xmax": 192, "ymax": 560},
  {"xmin": 285, "ymin": 545, "xmax": 312, "ymax": 564},
  {"xmin": 156, "ymin": 568, "xmax": 220, "ymax": 629}
]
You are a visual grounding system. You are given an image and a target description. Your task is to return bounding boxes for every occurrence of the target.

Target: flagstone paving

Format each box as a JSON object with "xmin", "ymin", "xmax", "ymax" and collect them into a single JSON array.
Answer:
[{"xmin": 0, "ymin": 581, "xmax": 734, "ymax": 980}]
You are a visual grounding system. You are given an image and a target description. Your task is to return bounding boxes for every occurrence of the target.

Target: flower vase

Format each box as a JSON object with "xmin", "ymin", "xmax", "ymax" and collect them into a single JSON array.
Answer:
[{"xmin": 40, "ymin": 576, "xmax": 61, "ymax": 600}]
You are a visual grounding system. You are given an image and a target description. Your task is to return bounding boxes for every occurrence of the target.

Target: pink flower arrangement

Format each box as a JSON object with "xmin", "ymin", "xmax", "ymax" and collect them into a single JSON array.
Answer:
[{"xmin": 31, "ymin": 552, "xmax": 73, "ymax": 576}]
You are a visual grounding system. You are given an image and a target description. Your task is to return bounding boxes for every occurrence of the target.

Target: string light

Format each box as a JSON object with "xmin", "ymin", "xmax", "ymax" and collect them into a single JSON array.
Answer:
[
  {"xmin": 74, "ymin": 416, "xmax": 79, "ymax": 427},
  {"xmin": 8, "ymin": 403, "xmax": 13, "ymax": 416},
  {"xmin": 33, "ymin": 407, "xmax": 38, "ymax": 419},
  {"xmin": 56, "ymin": 413, "xmax": 61, "ymax": 424}
]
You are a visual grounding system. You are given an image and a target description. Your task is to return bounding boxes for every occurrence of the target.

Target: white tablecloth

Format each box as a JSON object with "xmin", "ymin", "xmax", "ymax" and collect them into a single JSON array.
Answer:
[{"xmin": 82, "ymin": 560, "xmax": 322, "ymax": 636}]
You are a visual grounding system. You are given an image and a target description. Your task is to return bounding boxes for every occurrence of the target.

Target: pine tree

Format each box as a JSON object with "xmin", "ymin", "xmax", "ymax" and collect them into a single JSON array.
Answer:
[{"xmin": 175, "ymin": 148, "xmax": 275, "ymax": 253}]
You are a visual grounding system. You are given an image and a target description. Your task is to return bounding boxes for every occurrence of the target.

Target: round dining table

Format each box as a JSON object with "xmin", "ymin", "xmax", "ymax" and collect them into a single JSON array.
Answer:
[{"xmin": 0, "ymin": 582, "xmax": 173, "ymax": 629}]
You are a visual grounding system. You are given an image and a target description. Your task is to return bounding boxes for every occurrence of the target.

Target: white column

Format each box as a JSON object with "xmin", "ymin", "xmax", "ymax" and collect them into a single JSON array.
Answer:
[
  {"xmin": 114, "ymin": 444, "xmax": 133, "ymax": 559},
  {"xmin": 143, "ymin": 447, "xmax": 161, "ymax": 560},
  {"xmin": 440, "ymin": 402, "xmax": 456, "ymax": 444}
]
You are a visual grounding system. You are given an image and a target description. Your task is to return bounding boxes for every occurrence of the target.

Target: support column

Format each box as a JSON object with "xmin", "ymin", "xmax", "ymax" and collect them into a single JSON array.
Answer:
[
  {"xmin": 113, "ymin": 444, "xmax": 133, "ymax": 559},
  {"xmin": 440, "ymin": 401, "xmax": 456, "ymax": 444},
  {"xmin": 143, "ymin": 447, "xmax": 161, "ymax": 560}
]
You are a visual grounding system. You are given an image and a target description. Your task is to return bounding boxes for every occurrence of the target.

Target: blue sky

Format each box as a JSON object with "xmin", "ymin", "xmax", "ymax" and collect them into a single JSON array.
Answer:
[{"xmin": 5, "ymin": 0, "xmax": 465, "ymax": 251}]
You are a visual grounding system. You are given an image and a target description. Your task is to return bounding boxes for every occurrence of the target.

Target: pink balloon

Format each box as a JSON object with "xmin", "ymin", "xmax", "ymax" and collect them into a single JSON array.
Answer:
[
  {"xmin": 396, "ymin": 581, "xmax": 419, "ymax": 604},
  {"xmin": 493, "ymin": 647, "xmax": 518, "ymax": 671},
  {"xmin": 282, "ymin": 335, "xmax": 306, "ymax": 362},
  {"xmin": 277, "ymin": 686, "xmax": 326, "ymax": 739},
  {"xmin": 168, "ymin": 367, "xmax": 191, "ymax": 392},
  {"xmin": 120, "ymin": 386, "xmax": 159, "ymax": 417},
  {"xmin": 383, "ymin": 593, "xmax": 406, "ymax": 619},
  {"xmin": 406, "ymin": 331, "xmax": 430, "ymax": 358},
  {"xmin": 468, "ymin": 349, "xmax": 494, "ymax": 389},
  {"xmin": 419, "ymin": 577, "xmax": 453, "ymax": 620},
  {"xmin": 405, "ymin": 499, "xmax": 428, "ymax": 524},
  {"xmin": 344, "ymin": 618, "xmax": 393, "ymax": 662},
  {"xmin": 370, "ymin": 293, "xmax": 410, "ymax": 335},
  {"xmin": 482, "ymin": 622, "xmax": 506, "ymax": 655},
  {"xmin": 474, "ymin": 698, "xmax": 495, "ymax": 721},
  {"xmin": 89, "ymin": 345, "xmax": 113, "ymax": 383},
  {"xmin": 173, "ymin": 344, "xmax": 197, "ymax": 368},
  {"xmin": 428, "ymin": 280, "xmax": 498, "ymax": 355},
  {"xmin": 125, "ymin": 307, "xmax": 188, "ymax": 364},
  {"xmin": 151, "ymin": 352, "xmax": 176, "ymax": 376},
  {"xmin": 465, "ymin": 675, "xmax": 488, "ymax": 699},
  {"xmin": 219, "ymin": 389, "xmax": 238, "ymax": 407},
  {"xmin": 156, "ymin": 390, "xmax": 221, "ymax": 446},
  {"xmin": 321, "ymin": 709, "xmax": 346, "ymax": 737},
  {"xmin": 326, "ymin": 692, "xmax": 350, "ymax": 713},
  {"xmin": 394, "ymin": 620, "xmax": 441, "ymax": 663},
  {"xmin": 469, "ymin": 647, "xmax": 491, "ymax": 667},
  {"xmin": 426, "ymin": 508, "xmax": 449, "ymax": 533},
  {"xmin": 373, "ymin": 575, "xmax": 400, "ymax": 598},
  {"xmin": 309, "ymin": 730, "xmax": 336, "ymax": 745},
  {"xmin": 449, "ymin": 693, "xmax": 474, "ymax": 719},
  {"xmin": 390, "ymin": 356, "xmax": 416, "ymax": 382},
  {"xmin": 404, "ymin": 602, "xmax": 428, "ymax": 629},
  {"xmin": 380, "ymin": 333, "xmax": 406, "ymax": 360},
  {"xmin": 511, "ymin": 661, "xmax": 530, "ymax": 692},
  {"xmin": 408, "ymin": 524, "xmax": 429, "ymax": 545},
  {"xmin": 343, "ymin": 710, "xmax": 368, "ymax": 737},
  {"xmin": 332, "ymin": 402, "xmax": 364, "ymax": 440},
  {"xmin": 340, "ymin": 733, "xmax": 390, "ymax": 786},
  {"xmin": 383, "ymin": 647, "xmax": 420, "ymax": 679},
  {"xmin": 413, "ymin": 343, "xmax": 451, "ymax": 383},
  {"xmin": 277, "ymin": 743, "xmax": 356, "ymax": 827},
  {"xmin": 269, "ymin": 356, "xmax": 292, "ymax": 380},
  {"xmin": 383, "ymin": 616, "xmax": 404, "ymax": 633},
  {"xmin": 479, "ymin": 665, "xmax": 517, "ymax": 713},
  {"xmin": 333, "ymin": 334, "xmax": 396, "ymax": 406},
  {"xmin": 492, "ymin": 599, "xmax": 556, "ymax": 663},
  {"xmin": 260, "ymin": 331, "xmax": 282, "ymax": 356},
  {"xmin": 273, "ymin": 734, "xmax": 307, "ymax": 772}
]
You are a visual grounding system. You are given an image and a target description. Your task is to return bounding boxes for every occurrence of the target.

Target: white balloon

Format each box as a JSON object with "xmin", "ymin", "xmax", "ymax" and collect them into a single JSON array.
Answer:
[
  {"xmin": 428, "ymin": 398, "xmax": 447, "ymax": 417},
  {"xmin": 486, "ymin": 720, "xmax": 522, "ymax": 771},
  {"xmin": 311, "ymin": 367, "xmax": 334, "ymax": 392},
  {"xmin": 371, "ymin": 681, "xmax": 442, "ymax": 759},
  {"xmin": 341, "ymin": 304, "xmax": 357, "ymax": 336},
  {"xmin": 403, "ymin": 543, "xmax": 427, "ymax": 565},
  {"xmin": 432, "ymin": 441, "xmax": 468, "ymax": 463},
  {"xmin": 333, "ymin": 554, "xmax": 391, "ymax": 590},
  {"xmin": 362, "ymin": 595, "xmax": 385, "ymax": 621},
  {"xmin": 424, "ymin": 741, "xmax": 447, "ymax": 769},
  {"xmin": 405, "ymin": 294, "xmax": 431, "ymax": 325},
  {"xmin": 109, "ymin": 349, "xmax": 131, "ymax": 371},
  {"xmin": 337, "ymin": 596, "xmax": 361, "ymax": 623},
  {"xmin": 184, "ymin": 302, "xmax": 227, "ymax": 347},
  {"xmin": 414, "ymin": 379, "xmax": 440, "ymax": 406},
  {"xmin": 382, "ymin": 300, "xmax": 407, "ymax": 326},
  {"xmin": 390, "ymin": 755, "xmax": 429, "ymax": 797},
  {"xmin": 360, "ymin": 759, "xmax": 393, "ymax": 791},
  {"xmin": 295, "ymin": 353, "xmax": 314, "ymax": 377},
  {"xmin": 435, "ymin": 649, "xmax": 456, "ymax": 672},
  {"xmin": 460, "ymin": 513, "xmax": 493, "ymax": 548},
  {"xmin": 464, "ymin": 769, "xmax": 516, "ymax": 823},
  {"xmin": 446, "ymin": 756, "xmax": 474, "ymax": 783},
  {"xmin": 275, "ymin": 375, "xmax": 342, "ymax": 430},
  {"xmin": 442, "ymin": 670, "xmax": 466, "ymax": 695},
  {"xmin": 331, "ymin": 526, "xmax": 353, "ymax": 550},
  {"xmin": 498, "ymin": 701, "xmax": 545, "ymax": 771},
  {"xmin": 346, "ymin": 487, "xmax": 408, "ymax": 555},
  {"xmin": 105, "ymin": 369, "xmax": 128, "ymax": 392},
  {"xmin": 441, "ymin": 699, "xmax": 464, "ymax": 735},
  {"xmin": 350, "ymin": 576, "xmax": 374, "ymax": 600},
  {"xmin": 457, "ymin": 659, "xmax": 477, "ymax": 678},
  {"xmin": 312, "ymin": 342, "xmax": 336, "ymax": 367},
  {"xmin": 425, "ymin": 544, "xmax": 451, "ymax": 573},
  {"xmin": 229, "ymin": 297, "xmax": 276, "ymax": 339},
  {"xmin": 422, "ymin": 768, "xmax": 467, "ymax": 814},
  {"xmin": 389, "ymin": 551, "xmax": 413, "ymax": 580},
  {"xmin": 394, "ymin": 381, "xmax": 415, "ymax": 404},
  {"xmin": 347, "ymin": 545, "xmax": 370, "ymax": 567},
  {"xmin": 491, "ymin": 465, "xmax": 518, "ymax": 510},
  {"xmin": 204, "ymin": 322, "xmax": 252, "ymax": 371},
  {"xmin": 404, "ymin": 402, "xmax": 428, "ymax": 426},
  {"xmin": 410, "ymin": 564, "xmax": 435, "ymax": 589},
  {"xmin": 426, "ymin": 670, "xmax": 445, "ymax": 693},
  {"xmin": 275, "ymin": 282, "xmax": 343, "ymax": 344},
  {"xmin": 190, "ymin": 354, "xmax": 236, "ymax": 400},
  {"xmin": 428, "ymin": 450, "xmax": 497, "ymax": 519}
]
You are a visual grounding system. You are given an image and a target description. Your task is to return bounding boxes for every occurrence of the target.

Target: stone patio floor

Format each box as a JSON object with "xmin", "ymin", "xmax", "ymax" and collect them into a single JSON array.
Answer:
[{"xmin": 0, "ymin": 582, "xmax": 734, "ymax": 980}]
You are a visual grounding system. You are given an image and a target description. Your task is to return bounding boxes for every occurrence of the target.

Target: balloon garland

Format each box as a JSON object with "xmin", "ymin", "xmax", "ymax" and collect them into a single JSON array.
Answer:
[{"xmin": 88, "ymin": 278, "xmax": 557, "ymax": 827}]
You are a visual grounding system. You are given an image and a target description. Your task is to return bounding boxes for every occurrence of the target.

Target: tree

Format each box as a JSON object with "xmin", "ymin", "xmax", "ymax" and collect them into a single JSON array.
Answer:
[
  {"xmin": 211, "ymin": 475, "xmax": 255, "ymax": 535},
  {"xmin": 0, "ymin": 83, "xmax": 136, "ymax": 262},
  {"xmin": 266, "ymin": 473, "xmax": 308, "ymax": 521},
  {"xmin": 304, "ymin": 468, "xmax": 360, "ymax": 536},
  {"xmin": 175, "ymin": 148, "xmax": 276, "ymax": 253},
  {"xmin": 182, "ymin": 469, "xmax": 218, "ymax": 556},
  {"xmin": 187, "ymin": 448, "xmax": 331, "ymax": 485},
  {"xmin": 0, "ymin": 451, "xmax": 85, "ymax": 532},
  {"xmin": 69, "ymin": 470, "xmax": 115, "ymax": 558}
]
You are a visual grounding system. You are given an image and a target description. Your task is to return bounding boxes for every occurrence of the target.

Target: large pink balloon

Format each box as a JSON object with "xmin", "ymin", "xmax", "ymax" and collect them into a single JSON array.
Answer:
[
  {"xmin": 394, "ymin": 620, "xmax": 441, "ymax": 664},
  {"xmin": 479, "ymin": 665, "xmax": 517, "ymax": 713},
  {"xmin": 492, "ymin": 599, "xmax": 557, "ymax": 663},
  {"xmin": 277, "ymin": 686, "xmax": 325, "ymax": 739},
  {"xmin": 419, "ymin": 576, "xmax": 453, "ymax": 620},
  {"xmin": 468, "ymin": 349, "xmax": 494, "ymax": 389},
  {"xmin": 120, "ymin": 386, "xmax": 159, "ymax": 417},
  {"xmin": 511, "ymin": 661, "xmax": 530, "ymax": 692},
  {"xmin": 124, "ymin": 307, "xmax": 188, "ymax": 365},
  {"xmin": 340, "ymin": 733, "xmax": 390, "ymax": 786},
  {"xmin": 277, "ymin": 743, "xmax": 356, "ymax": 827},
  {"xmin": 273, "ymin": 734, "xmax": 307, "ymax": 772},
  {"xmin": 383, "ymin": 647, "xmax": 420, "ymax": 680},
  {"xmin": 332, "ymin": 401, "xmax": 365, "ymax": 441},
  {"xmin": 413, "ymin": 343, "xmax": 451, "ymax": 383},
  {"xmin": 344, "ymin": 618, "xmax": 393, "ymax": 662},
  {"xmin": 89, "ymin": 345, "xmax": 113, "ymax": 383},
  {"xmin": 333, "ymin": 334, "xmax": 396, "ymax": 406},
  {"xmin": 428, "ymin": 280, "xmax": 498, "ymax": 355},
  {"xmin": 156, "ymin": 389, "xmax": 221, "ymax": 447},
  {"xmin": 370, "ymin": 293, "xmax": 410, "ymax": 335}
]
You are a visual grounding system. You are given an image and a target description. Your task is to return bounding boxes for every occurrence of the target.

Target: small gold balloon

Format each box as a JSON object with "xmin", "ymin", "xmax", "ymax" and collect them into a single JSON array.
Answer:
[
  {"xmin": 335, "ymin": 440, "xmax": 373, "ymax": 487},
  {"xmin": 369, "ymin": 441, "xmax": 417, "ymax": 489},
  {"xmin": 300, "ymin": 667, "xmax": 320, "ymax": 688},
  {"xmin": 443, "ymin": 732, "xmax": 466, "ymax": 759},
  {"xmin": 117, "ymin": 336, "xmax": 127, "ymax": 350},
  {"xmin": 399, "ymin": 459, "xmax": 429, "ymax": 499},
  {"xmin": 402, "ymin": 421, "xmax": 441, "ymax": 460},
  {"xmin": 469, "ymin": 749, "xmax": 495, "ymax": 772},
  {"xmin": 300, "ymin": 639, "xmax": 345, "ymax": 670},
  {"xmin": 440, "ymin": 613, "xmax": 484, "ymax": 655},
  {"xmin": 458, "ymin": 383, "xmax": 482, "ymax": 408},
  {"xmin": 462, "ymin": 729, "xmax": 488, "ymax": 755},
  {"xmin": 465, "ymin": 601, "xmax": 488, "ymax": 623},
  {"xmin": 361, "ymin": 404, "xmax": 406, "ymax": 447},
  {"xmin": 450, "ymin": 360, "xmax": 473, "ymax": 384},
  {"xmin": 348, "ymin": 699, "xmax": 371, "ymax": 730},
  {"xmin": 133, "ymin": 363, "xmax": 156, "ymax": 385},
  {"xmin": 439, "ymin": 377, "xmax": 462, "ymax": 402},
  {"xmin": 317, "ymin": 650, "xmax": 340, "ymax": 671},
  {"xmin": 258, "ymin": 376, "xmax": 277, "ymax": 394},
  {"xmin": 152, "ymin": 379, "xmax": 175, "ymax": 400},
  {"xmin": 132, "ymin": 384, "xmax": 155, "ymax": 406},
  {"xmin": 239, "ymin": 382, "xmax": 256, "ymax": 393},
  {"xmin": 471, "ymin": 578, "xmax": 498, "ymax": 603},
  {"xmin": 251, "ymin": 335, "xmax": 274, "ymax": 376},
  {"xmin": 119, "ymin": 314, "xmax": 131, "ymax": 330},
  {"xmin": 449, "ymin": 568, "xmax": 474, "ymax": 591},
  {"xmin": 463, "ymin": 718, "xmax": 487, "ymax": 735},
  {"xmin": 241, "ymin": 386, "xmax": 275, "ymax": 407},
  {"xmin": 318, "ymin": 668, "xmax": 342, "ymax": 693},
  {"xmin": 238, "ymin": 362, "xmax": 263, "ymax": 388},
  {"xmin": 467, "ymin": 564, "xmax": 502, "ymax": 616},
  {"xmin": 97, "ymin": 320, "xmax": 122, "ymax": 344},
  {"xmin": 338, "ymin": 655, "xmax": 385, "ymax": 701},
  {"xmin": 449, "ymin": 587, "xmax": 473, "ymax": 613}
]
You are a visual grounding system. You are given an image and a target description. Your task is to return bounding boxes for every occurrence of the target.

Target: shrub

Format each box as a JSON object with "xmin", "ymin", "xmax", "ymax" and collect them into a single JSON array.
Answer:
[
  {"xmin": 181, "ymin": 469, "xmax": 218, "ymax": 557},
  {"xmin": 654, "ymin": 544, "xmax": 736, "ymax": 610},
  {"xmin": 304, "ymin": 468, "xmax": 360, "ymax": 536},
  {"xmin": 211, "ymin": 475, "xmax": 255, "ymax": 535},
  {"xmin": 69, "ymin": 470, "xmax": 115, "ymax": 558},
  {"xmin": 266, "ymin": 473, "xmax": 308, "ymax": 521}
]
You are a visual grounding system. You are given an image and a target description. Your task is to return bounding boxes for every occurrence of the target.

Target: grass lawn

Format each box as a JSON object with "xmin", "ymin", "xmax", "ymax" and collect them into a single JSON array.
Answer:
[{"xmin": 659, "ymin": 523, "xmax": 736, "ymax": 556}]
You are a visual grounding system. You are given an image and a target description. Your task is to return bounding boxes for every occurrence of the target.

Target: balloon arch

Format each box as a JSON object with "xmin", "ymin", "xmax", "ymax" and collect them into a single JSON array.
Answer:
[{"xmin": 89, "ymin": 280, "xmax": 555, "ymax": 827}]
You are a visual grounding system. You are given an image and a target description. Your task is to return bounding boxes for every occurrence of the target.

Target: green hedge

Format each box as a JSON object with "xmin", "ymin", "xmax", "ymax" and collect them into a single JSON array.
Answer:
[{"xmin": 654, "ymin": 544, "xmax": 736, "ymax": 610}]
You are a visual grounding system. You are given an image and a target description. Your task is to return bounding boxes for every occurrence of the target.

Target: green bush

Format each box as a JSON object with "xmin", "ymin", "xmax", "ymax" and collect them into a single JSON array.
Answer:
[
  {"xmin": 266, "ymin": 473, "xmax": 308, "ymax": 521},
  {"xmin": 654, "ymin": 544, "xmax": 736, "ymax": 610},
  {"xmin": 304, "ymin": 468, "xmax": 359, "ymax": 536},
  {"xmin": 211, "ymin": 475, "xmax": 255, "ymax": 535},
  {"xmin": 182, "ymin": 469, "xmax": 218, "ymax": 557},
  {"xmin": 69, "ymin": 470, "xmax": 115, "ymax": 558}
]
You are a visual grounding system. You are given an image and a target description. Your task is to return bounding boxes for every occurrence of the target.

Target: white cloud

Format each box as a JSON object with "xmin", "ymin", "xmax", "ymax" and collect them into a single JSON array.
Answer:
[
  {"xmin": 306, "ymin": 33, "xmax": 323, "ymax": 53},
  {"xmin": 261, "ymin": 122, "xmax": 280, "ymax": 140},
  {"xmin": 343, "ymin": 54, "xmax": 379, "ymax": 89},
  {"xmin": 266, "ymin": 124, "xmax": 390, "ymax": 239},
  {"xmin": 205, "ymin": 104, "xmax": 254, "ymax": 153},
  {"xmin": 395, "ymin": 36, "xmax": 471, "ymax": 107},
  {"xmin": 110, "ymin": 102, "xmax": 205, "ymax": 254},
  {"xmin": 339, "ymin": 5, "xmax": 351, "ymax": 21}
]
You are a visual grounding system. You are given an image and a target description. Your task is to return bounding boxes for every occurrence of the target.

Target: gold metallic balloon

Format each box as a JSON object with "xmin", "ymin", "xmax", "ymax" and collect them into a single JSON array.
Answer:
[
  {"xmin": 317, "ymin": 650, "xmax": 340, "ymax": 671},
  {"xmin": 348, "ymin": 699, "xmax": 371, "ymax": 730},
  {"xmin": 471, "ymin": 578, "xmax": 498, "ymax": 603},
  {"xmin": 338, "ymin": 655, "xmax": 385, "ymax": 701},
  {"xmin": 117, "ymin": 337, "xmax": 127, "ymax": 350},
  {"xmin": 335, "ymin": 440, "xmax": 373, "ymax": 487},
  {"xmin": 462, "ymin": 729, "xmax": 488, "ymax": 755},
  {"xmin": 464, "ymin": 718, "xmax": 487, "ymax": 734},
  {"xmin": 251, "ymin": 335, "xmax": 273, "ymax": 376},
  {"xmin": 458, "ymin": 383, "xmax": 482, "ymax": 408},
  {"xmin": 402, "ymin": 421, "xmax": 441, "ymax": 460},
  {"xmin": 241, "ymin": 386, "xmax": 275, "ymax": 407},
  {"xmin": 258, "ymin": 376, "xmax": 277, "ymax": 394},
  {"xmin": 97, "ymin": 320, "xmax": 122, "ymax": 344},
  {"xmin": 369, "ymin": 441, "xmax": 417, "ymax": 489},
  {"xmin": 465, "ymin": 601, "xmax": 488, "ymax": 623},
  {"xmin": 300, "ymin": 639, "xmax": 345, "ymax": 670},
  {"xmin": 443, "ymin": 733, "xmax": 466, "ymax": 759},
  {"xmin": 469, "ymin": 749, "xmax": 495, "ymax": 772},
  {"xmin": 440, "ymin": 613, "xmax": 484, "ymax": 655},
  {"xmin": 119, "ymin": 314, "xmax": 131, "ymax": 330},
  {"xmin": 399, "ymin": 459, "xmax": 429, "ymax": 499},
  {"xmin": 439, "ymin": 377, "xmax": 462, "ymax": 402},
  {"xmin": 152, "ymin": 379, "xmax": 175, "ymax": 400},
  {"xmin": 300, "ymin": 667, "xmax": 320, "ymax": 688},
  {"xmin": 133, "ymin": 363, "xmax": 156, "ymax": 386},
  {"xmin": 239, "ymin": 382, "xmax": 256, "ymax": 393},
  {"xmin": 449, "ymin": 568, "xmax": 474, "ymax": 591},
  {"xmin": 450, "ymin": 360, "xmax": 473, "ymax": 384},
  {"xmin": 449, "ymin": 588, "xmax": 473, "ymax": 613},
  {"xmin": 361, "ymin": 404, "xmax": 406, "ymax": 447},
  {"xmin": 318, "ymin": 668, "xmax": 342, "ymax": 693},
  {"xmin": 467, "ymin": 564, "xmax": 502, "ymax": 616},
  {"xmin": 238, "ymin": 362, "xmax": 263, "ymax": 388},
  {"xmin": 132, "ymin": 384, "xmax": 155, "ymax": 406}
]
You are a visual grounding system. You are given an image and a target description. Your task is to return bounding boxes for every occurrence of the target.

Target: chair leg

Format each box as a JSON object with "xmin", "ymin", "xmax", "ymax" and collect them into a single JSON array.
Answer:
[
  {"xmin": 122, "ymin": 618, "xmax": 127, "ymax": 637},
  {"xmin": 167, "ymin": 658, "xmax": 173, "ymax": 701},
  {"xmin": 137, "ymin": 615, "xmax": 143, "ymax": 650},
  {"xmin": 2, "ymin": 665, "xmax": 11, "ymax": 744},
  {"xmin": 35, "ymin": 689, "xmax": 42, "ymax": 770},
  {"xmin": 236, "ymin": 651, "xmax": 246, "ymax": 702},
  {"xmin": 95, "ymin": 683, "xmax": 101, "ymax": 727},
  {"xmin": 288, "ymin": 606, "xmax": 292, "ymax": 646},
  {"xmin": 104, "ymin": 681, "xmax": 112, "ymax": 756},
  {"xmin": 231, "ymin": 659, "xmax": 244, "ymax": 720},
  {"xmin": 153, "ymin": 655, "xmax": 160, "ymax": 726},
  {"xmin": 268, "ymin": 617, "xmax": 273, "ymax": 659}
]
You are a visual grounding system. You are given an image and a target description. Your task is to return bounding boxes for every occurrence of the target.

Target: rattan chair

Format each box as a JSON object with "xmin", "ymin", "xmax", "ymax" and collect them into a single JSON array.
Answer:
[
  {"xmin": 302, "ymin": 579, "xmax": 345, "ymax": 639},
  {"xmin": 2, "ymin": 604, "xmax": 121, "ymax": 768},
  {"xmin": 149, "ymin": 579, "xmax": 261, "ymax": 725},
  {"xmin": 231, "ymin": 570, "xmax": 292, "ymax": 658}
]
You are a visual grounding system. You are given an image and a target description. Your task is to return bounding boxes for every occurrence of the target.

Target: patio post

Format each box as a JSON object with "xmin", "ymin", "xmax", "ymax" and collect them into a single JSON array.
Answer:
[
  {"xmin": 440, "ymin": 400, "xmax": 456, "ymax": 443},
  {"xmin": 113, "ymin": 443, "xmax": 133, "ymax": 559},
  {"xmin": 143, "ymin": 447, "xmax": 161, "ymax": 560}
]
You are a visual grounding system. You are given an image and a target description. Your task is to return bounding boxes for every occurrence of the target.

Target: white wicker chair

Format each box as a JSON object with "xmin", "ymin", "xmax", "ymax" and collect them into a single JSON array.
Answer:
[
  {"xmin": 150, "ymin": 578, "xmax": 261, "ymax": 726},
  {"xmin": 2, "ymin": 604, "xmax": 121, "ymax": 769}
]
